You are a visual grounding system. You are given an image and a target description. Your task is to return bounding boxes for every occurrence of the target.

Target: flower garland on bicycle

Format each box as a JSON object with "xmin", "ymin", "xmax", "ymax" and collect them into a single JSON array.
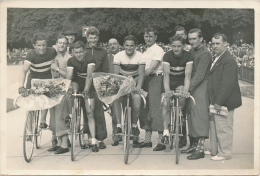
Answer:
[
  {"xmin": 113, "ymin": 35, "xmax": 146, "ymax": 143},
  {"xmin": 161, "ymin": 35, "xmax": 194, "ymax": 145}
]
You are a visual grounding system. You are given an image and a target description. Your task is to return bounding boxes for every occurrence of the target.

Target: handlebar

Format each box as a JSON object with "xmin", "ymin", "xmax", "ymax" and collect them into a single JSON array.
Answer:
[{"xmin": 161, "ymin": 91, "xmax": 196, "ymax": 105}]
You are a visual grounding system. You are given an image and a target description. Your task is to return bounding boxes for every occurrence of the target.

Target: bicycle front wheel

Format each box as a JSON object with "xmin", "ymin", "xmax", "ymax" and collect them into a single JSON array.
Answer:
[
  {"xmin": 23, "ymin": 111, "xmax": 35, "ymax": 162},
  {"xmin": 123, "ymin": 107, "xmax": 131, "ymax": 164},
  {"xmin": 71, "ymin": 107, "xmax": 76, "ymax": 161},
  {"xmin": 78, "ymin": 106, "xmax": 85, "ymax": 148},
  {"xmin": 175, "ymin": 107, "xmax": 180, "ymax": 164},
  {"xmin": 170, "ymin": 107, "xmax": 175, "ymax": 150},
  {"xmin": 35, "ymin": 110, "xmax": 42, "ymax": 149}
]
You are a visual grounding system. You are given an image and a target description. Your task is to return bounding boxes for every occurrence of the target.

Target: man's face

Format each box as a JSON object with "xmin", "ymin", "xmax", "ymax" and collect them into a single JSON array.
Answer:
[
  {"xmin": 188, "ymin": 32, "xmax": 203, "ymax": 49},
  {"xmin": 212, "ymin": 37, "xmax": 226, "ymax": 56},
  {"xmin": 176, "ymin": 30, "xmax": 187, "ymax": 39},
  {"xmin": 73, "ymin": 47, "xmax": 86, "ymax": 61},
  {"xmin": 66, "ymin": 35, "xmax": 76, "ymax": 44},
  {"xmin": 124, "ymin": 40, "xmax": 136, "ymax": 56},
  {"xmin": 108, "ymin": 39, "xmax": 120, "ymax": 54},
  {"xmin": 171, "ymin": 40, "xmax": 183, "ymax": 56},
  {"xmin": 87, "ymin": 34, "xmax": 99, "ymax": 47},
  {"xmin": 56, "ymin": 38, "xmax": 68, "ymax": 53},
  {"xmin": 33, "ymin": 40, "xmax": 47, "ymax": 55},
  {"xmin": 144, "ymin": 32, "xmax": 157, "ymax": 47}
]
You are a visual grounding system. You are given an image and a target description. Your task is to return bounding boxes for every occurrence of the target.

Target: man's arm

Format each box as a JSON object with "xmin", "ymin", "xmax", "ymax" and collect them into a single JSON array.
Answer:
[
  {"xmin": 136, "ymin": 64, "xmax": 145, "ymax": 88},
  {"xmin": 163, "ymin": 62, "xmax": 171, "ymax": 92},
  {"xmin": 189, "ymin": 52, "xmax": 211, "ymax": 92},
  {"xmin": 83, "ymin": 63, "xmax": 95, "ymax": 92},
  {"xmin": 183, "ymin": 62, "xmax": 193, "ymax": 93},
  {"xmin": 145, "ymin": 60, "xmax": 160, "ymax": 76},
  {"xmin": 19, "ymin": 60, "xmax": 31, "ymax": 87},
  {"xmin": 113, "ymin": 64, "xmax": 120, "ymax": 75},
  {"xmin": 101, "ymin": 52, "xmax": 109, "ymax": 73}
]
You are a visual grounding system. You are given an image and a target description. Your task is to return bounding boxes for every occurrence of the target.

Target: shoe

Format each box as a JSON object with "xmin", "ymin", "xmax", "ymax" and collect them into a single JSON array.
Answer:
[
  {"xmin": 153, "ymin": 143, "xmax": 166, "ymax": 151},
  {"xmin": 99, "ymin": 141, "xmax": 106, "ymax": 149},
  {"xmin": 187, "ymin": 150, "xmax": 205, "ymax": 160},
  {"xmin": 81, "ymin": 144, "xmax": 89, "ymax": 149},
  {"xmin": 52, "ymin": 139, "xmax": 58, "ymax": 147},
  {"xmin": 54, "ymin": 147, "xmax": 69, "ymax": 154},
  {"xmin": 178, "ymin": 136, "xmax": 187, "ymax": 148},
  {"xmin": 211, "ymin": 155, "xmax": 226, "ymax": 161},
  {"xmin": 39, "ymin": 122, "xmax": 48, "ymax": 129},
  {"xmin": 111, "ymin": 141, "xmax": 119, "ymax": 146},
  {"xmin": 133, "ymin": 140, "xmax": 140, "ymax": 145},
  {"xmin": 132, "ymin": 127, "xmax": 140, "ymax": 136},
  {"xmin": 118, "ymin": 136, "xmax": 123, "ymax": 142},
  {"xmin": 180, "ymin": 145, "xmax": 196, "ymax": 153},
  {"xmin": 204, "ymin": 150, "xmax": 211, "ymax": 155},
  {"xmin": 114, "ymin": 127, "xmax": 122, "ymax": 134},
  {"xmin": 161, "ymin": 135, "xmax": 169, "ymax": 144},
  {"xmin": 133, "ymin": 142, "xmax": 152, "ymax": 148},
  {"xmin": 47, "ymin": 146, "xmax": 60, "ymax": 152},
  {"xmin": 67, "ymin": 139, "xmax": 71, "ymax": 148},
  {"xmin": 92, "ymin": 144, "xmax": 99, "ymax": 152}
]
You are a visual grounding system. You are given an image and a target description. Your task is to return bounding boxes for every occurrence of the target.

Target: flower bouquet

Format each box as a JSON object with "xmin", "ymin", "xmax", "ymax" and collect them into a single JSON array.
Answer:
[
  {"xmin": 15, "ymin": 78, "xmax": 71, "ymax": 110},
  {"xmin": 92, "ymin": 72, "xmax": 147, "ymax": 105}
]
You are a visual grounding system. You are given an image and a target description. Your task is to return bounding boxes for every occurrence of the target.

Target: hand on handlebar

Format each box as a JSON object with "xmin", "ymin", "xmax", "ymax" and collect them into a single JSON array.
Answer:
[
  {"xmin": 82, "ymin": 90, "xmax": 90, "ymax": 100},
  {"xmin": 18, "ymin": 87, "xmax": 29, "ymax": 97},
  {"xmin": 164, "ymin": 90, "xmax": 174, "ymax": 98},
  {"xmin": 66, "ymin": 88, "xmax": 74, "ymax": 99},
  {"xmin": 180, "ymin": 90, "xmax": 190, "ymax": 98}
]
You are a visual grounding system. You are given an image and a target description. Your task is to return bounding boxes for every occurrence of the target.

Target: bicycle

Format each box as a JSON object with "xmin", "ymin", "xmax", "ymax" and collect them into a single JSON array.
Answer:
[
  {"xmin": 70, "ymin": 93, "xmax": 87, "ymax": 161},
  {"xmin": 161, "ymin": 92, "xmax": 195, "ymax": 164},
  {"xmin": 22, "ymin": 110, "xmax": 42, "ymax": 162}
]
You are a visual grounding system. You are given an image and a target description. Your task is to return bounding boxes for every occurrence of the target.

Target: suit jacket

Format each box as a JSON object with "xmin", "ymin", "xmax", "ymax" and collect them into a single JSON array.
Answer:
[
  {"xmin": 207, "ymin": 50, "xmax": 242, "ymax": 111},
  {"xmin": 107, "ymin": 52, "xmax": 114, "ymax": 74}
]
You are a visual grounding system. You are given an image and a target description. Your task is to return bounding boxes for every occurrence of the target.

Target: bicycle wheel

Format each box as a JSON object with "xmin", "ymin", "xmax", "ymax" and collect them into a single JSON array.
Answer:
[
  {"xmin": 123, "ymin": 107, "xmax": 131, "ymax": 164},
  {"xmin": 71, "ymin": 107, "xmax": 76, "ymax": 161},
  {"xmin": 23, "ymin": 111, "xmax": 35, "ymax": 162},
  {"xmin": 170, "ymin": 107, "xmax": 175, "ymax": 150},
  {"xmin": 35, "ymin": 110, "xmax": 42, "ymax": 149},
  {"xmin": 78, "ymin": 106, "xmax": 85, "ymax": 148},
  {"xmin": 175, "ymin": 107, "xmax": 180, "ymax": 164}
]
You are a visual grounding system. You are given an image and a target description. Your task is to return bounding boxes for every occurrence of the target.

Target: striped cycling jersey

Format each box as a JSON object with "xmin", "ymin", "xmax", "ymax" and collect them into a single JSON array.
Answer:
[
  {"xmin": 163, "ymin": 50, "xmax": 193, "ymax": 89},
  {"xmin": 25, "ymin": 47, "xmax": 57, "ymax": 79},
  {"xmin": 113, "ymin": 50, "xmax": 145, "ymax": 77}
]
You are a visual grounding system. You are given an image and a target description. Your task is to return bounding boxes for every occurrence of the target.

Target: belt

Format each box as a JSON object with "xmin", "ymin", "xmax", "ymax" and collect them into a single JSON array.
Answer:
[{"xmin": 149, "ymin": 73, "xmax": 163, "ymax": 77}]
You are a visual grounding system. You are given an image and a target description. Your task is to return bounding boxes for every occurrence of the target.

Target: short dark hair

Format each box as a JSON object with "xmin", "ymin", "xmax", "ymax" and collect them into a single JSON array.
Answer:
[
  {"xmin": 87, "ymin": 26, "xmax": 100, "ymax": 37},
  {"xmin": 213, "ymin": 33, "xmax": 227, "ymax": 42},
  {"xmin": 169, "ymin": 34, "xmax": 185, "ymax": 45},
  {"xmin": 174, "ymin": 26, "xmax": 186, "ymax": 35},
  {"xmin": 32, "ymin": 33, "xmax": 48, "ymax": 45},
  {"xmin": 188, "ymin": 28, "xmax": 203, "ymax": 38},
  {"xmin": 144, "ymin": 27, "xmax": 158, "ymax": 36},
  {"xmin": 72, "ymin": 41, "xmax": 85, "ymax": 50},
  {"xmin": 56, "ymin": 33, "xmax": 68, "ymax": 43},
  {"xmin": 124, "ymin": 35, "xmax": 138, "ymax": 45}
]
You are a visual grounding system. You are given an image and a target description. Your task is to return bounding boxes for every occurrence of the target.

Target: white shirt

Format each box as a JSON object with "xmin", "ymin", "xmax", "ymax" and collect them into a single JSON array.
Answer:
[
  {"xmin": 210, "ymin": 50, "xmax": 226, "ymax": 70},
  {"xmin": 142, "ymin": 43, "xmax": 164, "ymax": 74}
]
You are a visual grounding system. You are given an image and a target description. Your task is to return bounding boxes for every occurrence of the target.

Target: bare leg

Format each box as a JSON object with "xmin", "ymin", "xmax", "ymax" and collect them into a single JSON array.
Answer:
[
  {"xmin": 85, "ymin": 98, "xmax": 96, "ymax": 144},
  {"xmin": 113, "ymin": 99, "xmax": 122, "ymax": 125},
  {"xmin": 131, "ymin": 93, "xmax": 142, "ymax": 125},
  {"xmin": 40, "ymin": 109, "xmax": 48, "ymax": 123},
  {"xmin": 61, "ymin": 135, "xmax": 68, "ymax": 148},
  {"xmin": 162, "ymin": 98, "xmax": 171, "ymax": 132}
]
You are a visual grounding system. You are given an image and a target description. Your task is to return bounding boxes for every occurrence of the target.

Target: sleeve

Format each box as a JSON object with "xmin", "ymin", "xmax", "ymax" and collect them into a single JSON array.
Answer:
[
  {"xmin": 25, "ymin": 51, "xmax": 33, "ymax": 63},
  {"xmin": 67, "ymin": 58, "xmax": 73, "ymax": 67},
  {"xmin": 189, "ymin": 52, "xmax": 212, "ymax": 92},
  {"xmin": 113, "ymin": 53, "xmax": 120, "ymax": 65},
  {"xmin": 101, "ymin": 50, "xmax": 109, "ymax": 72},
  {"xmin": 186, "ymin": 53, "xmax": 193, "ymax": 65},
  {"xmin": 162, "ymin": 52, "xmax": 170, "ymax": 66},
  {"xmin": 52, "ymin": 48, "xmax": 57, "ymax": 59},
  {"xmin": 152, "ymin": 48, "xmax": 164, "ymax": 62}
]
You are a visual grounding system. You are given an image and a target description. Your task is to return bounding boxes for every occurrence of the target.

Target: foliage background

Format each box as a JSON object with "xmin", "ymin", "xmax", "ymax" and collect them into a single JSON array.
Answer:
[{"xmin": 7, "ymin": 8, "xmax": 254, "ymax": 48}]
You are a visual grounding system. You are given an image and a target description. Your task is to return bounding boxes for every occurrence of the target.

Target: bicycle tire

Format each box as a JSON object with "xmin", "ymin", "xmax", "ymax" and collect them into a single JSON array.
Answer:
[
  {"xmin": 23, "ymin": 111, "xmax": 35, "ymax": 162},
  {"xmin": 35, "ymin": 110, "xmax": 42, "ymax": 149},
  {"xmin": 79, "ymin": 106, "xmax": 85, "ymax": 148},
  {"xmin": 175, "ymin": 107, "xmax": 180, "ymax": 164},
  {"xmin": 123, "ymin": 107, "xmax": 131, "ymax": 164},
  {"xmin": 170, "ymin": 107, "xmax": 175, "ymax": 150},
  {"xmin": 71, "ymin": 107, "xmax": 76, "ymax": 161}
]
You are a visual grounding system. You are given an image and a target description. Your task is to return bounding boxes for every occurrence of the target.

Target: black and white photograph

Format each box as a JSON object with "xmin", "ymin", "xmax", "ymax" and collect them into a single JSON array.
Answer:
[{"xmin": 0, "ymin": 0, "xmax": 259, "ymax": 175}]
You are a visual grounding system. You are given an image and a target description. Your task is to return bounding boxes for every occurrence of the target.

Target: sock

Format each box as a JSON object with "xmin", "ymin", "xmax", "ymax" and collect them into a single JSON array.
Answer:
[
  {"xmin": 158, "ymin": 131, "xmax": 163, "ymax": 144},
  {"xmin": 163, "ymin": 129, "xmax": 169, "ymax": 136},
  {"xmin": 132, "ymin": 124, "xmax": 138, "ymax": 128},
  {"xmin": 195, "ymin": 137, "xmax": 205, "ymax": 152},
  {"xmin": 116, "ymin": 124, "xmax": 122, "ymax": 128},
  {"xmin": 144, "ymin": 131, "xmax": 152, "ymax": 143},
  {"xmin": 92, "ymin": 138, "xmax": 96, "ymax": 145}
]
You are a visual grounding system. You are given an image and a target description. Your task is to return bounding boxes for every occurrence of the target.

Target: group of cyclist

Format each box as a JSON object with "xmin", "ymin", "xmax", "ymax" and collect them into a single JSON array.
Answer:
[{"xmin": 18, "ymin": 25, "xmax": 242, "ymax": 161}]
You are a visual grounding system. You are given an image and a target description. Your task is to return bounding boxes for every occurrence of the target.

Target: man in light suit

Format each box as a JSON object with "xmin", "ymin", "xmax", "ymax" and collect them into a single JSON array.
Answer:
[{"xmin": 208, "ymin": 33, "xmax": 242, "ymax": 161}]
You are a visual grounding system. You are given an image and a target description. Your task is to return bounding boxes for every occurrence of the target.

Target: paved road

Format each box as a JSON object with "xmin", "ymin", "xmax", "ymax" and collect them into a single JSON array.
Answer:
[{"xmin": 1, "ymin": 65, "xmax": 258, "ymax": 175}]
